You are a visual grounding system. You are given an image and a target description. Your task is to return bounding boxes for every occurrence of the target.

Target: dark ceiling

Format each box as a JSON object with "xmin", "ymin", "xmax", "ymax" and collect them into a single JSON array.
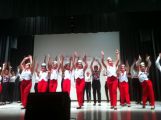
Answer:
[{"xmin": 0, "ymin": 0, "xmax": 161, "ymax": 35}]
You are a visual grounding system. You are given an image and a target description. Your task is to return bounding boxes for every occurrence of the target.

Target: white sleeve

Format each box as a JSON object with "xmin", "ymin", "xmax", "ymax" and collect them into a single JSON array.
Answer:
[{"xmin": 155, "ymin": 56, "xmax": 161, "ymax": 72}]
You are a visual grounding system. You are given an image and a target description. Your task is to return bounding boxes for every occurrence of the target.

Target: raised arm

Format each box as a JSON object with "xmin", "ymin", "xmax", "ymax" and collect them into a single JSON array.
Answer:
[
  {"xmin": 20, "ymin": 56, "xmax": 29, "ymax": 70},
  {"xmin": 125, "ymin": 60, "xmax": 130, "ymax": 74},
  {"xmin": 83, "ymin": 54, "xmax": 88, "ymax": 72},
  {"xmin": 35, "ymin": 61, "xmax": 40, "ymax": 77},
  {"xmin": 146, "ymin": 56, "xmax": 151, "ymax": 73},
  {"xmin": 96, "ymin": 59, "xmax": 102, "ymax": 72},
  {"xmin": 101, "ymin": 50, "xmax": 107, "ymax": 68},
  {"xmin": 115, "ymin": 49, "xmax": 120, "ymax": 67},
  {"xmin": 60, "ymin": 55, "xmax": 64, "ymax": 72},
  {"xmin": 136, "ymin": 55, "xmax": 142, "ymax": 67},
  {"xmin": 90, "ymin": 57, "xmax": 95, "ymax": 73},
  {"xmin": 155, "ymin": 53, "xmax": 161, "ymax": 72}
]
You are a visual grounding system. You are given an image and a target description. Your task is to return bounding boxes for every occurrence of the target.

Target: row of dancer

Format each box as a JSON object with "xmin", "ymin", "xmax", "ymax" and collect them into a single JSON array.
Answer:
[{"xmin": 1, "ymin": 51, "xmax": 161, "ymax": 110}]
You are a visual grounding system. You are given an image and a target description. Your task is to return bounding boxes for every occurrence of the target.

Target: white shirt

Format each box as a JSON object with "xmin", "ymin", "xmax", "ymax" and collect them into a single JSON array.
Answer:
[
  {"xmin": 74, "ymin": 69, "xmax": 84, "ymax": 79},
  {"xmin": 156, "ymin": 56, "xmax": 161, "ymax": 72},
  {"xmin": 85, "ymin": 75, "xmax": 91, "ymax": 82},
  {"xmin": 20, "ymin": 70, "xmax": 32, "ymax": 80},
  {"xmin": 39, "ymin": 71, "xmax": 49, "ymax": 82},
  {"xmin": 64, "ymin": 70, "xmax": 72, "ymax": 80},
  {"xmin": 10, "ymin": 76, "xmax": 17, "ymax": 82},
  {"xmin": 50, "ymin": 69, "xmax": 58, "ymax": 80},
  {"xmin": 118, "ymin": 71, "xmax": 128, "ymax": 82},
  {"xmin": 138, "ymin": 71, "xmax": 149, "ymax": 83},
  {"xmin": 106, "ymin": 65, "xmax": 117, "ymax": 77}
]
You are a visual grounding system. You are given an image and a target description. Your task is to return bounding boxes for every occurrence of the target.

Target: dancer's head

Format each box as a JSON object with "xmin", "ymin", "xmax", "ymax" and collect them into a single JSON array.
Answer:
[
  {"xmin": 41, "ymin": 63, "xmax": 47, "ymax": 72},
  {"xmin": 76, "ymin": 60, "xmax": 83, "ymax": 69},
  {"xmin": 107, "ymin": 57, "xmax": 113, "ymax": 66}
]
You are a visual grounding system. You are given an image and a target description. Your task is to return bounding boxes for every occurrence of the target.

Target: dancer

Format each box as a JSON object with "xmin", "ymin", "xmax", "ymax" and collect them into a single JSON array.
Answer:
[
  {"xmin": 118, "ymin": 61, "xmax": 131, "ymax": 107},
  {"xmin": 136, "ymin": 55, "xmax": 155, "ymax": 110},
  {"xmin": 130, "ymin": 59, "xmax": 141, "ymax": 104},
  {"xmin": 84, "ymin": 71, "xmax": 91, "ymax": 103},
  {"xmin": 36, "ymin": 61, "xmax": 50, "ymax": 93},
  {"xmin": 48, "ymin": 56, "xmax": 61, "ymax": 92},
  {"xmin": 60, "ymin": 55, "xmax": 73, "ymax": 96},
  {"xmin": 90, "ymin": 57, "xmax": 102, "ymax": 106},
  {"xmin": 73, "ymin": 52, "xmax": 88, "ymax": 109},
  {"xmin": 1, "ymin": 63, "xmax": 11, "ymax": 105},
  {"xmin": 101, "ymin": 49, "xmax": 120, "ymax": 110},
  {"xmin": 155, "ymin": 53, "xmax": 161, "ymax": 72},
  {"xmin": 20, "ymin": 55, "xmax": 34, "ymax": 109},
  {"xmin": 9, "ymin": 70, "xmax": 18, "ymax": 103}
]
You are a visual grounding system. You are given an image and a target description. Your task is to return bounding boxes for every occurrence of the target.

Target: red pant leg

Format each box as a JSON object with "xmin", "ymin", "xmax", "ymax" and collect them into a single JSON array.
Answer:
[
  {"xmin": 119, "ymin": 82, "xmax": 125, "ymax": 105},
  {"xmin": 141, "ymin": 81, "xmax": 148, "ymax": 106},
  {"xmin": 38, "ymin": 80, "xmax": 48, "ymax": 93},
  {"xmin": 63, "ymin": 79, "xmax": 71, "ymax": 95},
  {"xmin": 124, "ymin": 82, "xmax": 130, "ymax": 104},
  {"xmin": 111, "ymin": 78, "xmax": 118, "ymax": 107},
  {"xmin": 147, "ymin": 80, "xmax": 155, "ymax": 106},
  {"xmin": 22, "ymin": 80, "xmax": 32, "ymax": 107},
  {"xmin": 76, "ymin": 78, "xmax": 85, "ymax": 107},
  {"xmin": 20, "ymin": 80, "xmax": 26, "ymax": 104},
  {"xmin": 107, "ymin": 77, "xmax": 113, "ymax": 106},
  {"xmin": 49, "ymin": 80, "xmax": 57, "ymax": 92},
  {"xmin": 0, "ymin": 84, "xmax": 2, "ymax": 93}
]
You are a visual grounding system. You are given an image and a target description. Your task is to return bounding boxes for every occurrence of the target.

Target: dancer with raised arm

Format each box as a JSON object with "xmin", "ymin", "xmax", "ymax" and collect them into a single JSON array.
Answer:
[
  {"xmin": 73, "ymin": 52, "xmax": 88, "ymax": 109},
  {"xmin": 156, "ymin": 53, "xmax": 161, "ymax": 72},
  {"xmin": 90, "ymin": 57, "xmax": 102, "ymax": 106},
  {"xmin": 101, "ymin": 49, "xmax": 120, "ymax": 110},
  {"xmin": 84, "ymin": 71, "xmax": 91, "ymax": 103},
  {"xmin": 1, "ymin": 63, "xmax": 11, "ymax": 105},
  {"xmin": 20, "ymin": 55, "xmax": 34, "ymax": 109},
  {"xmin": 136, "ymin": 55, "xmax": 155, "ymax": 110},
  {"xmin": 60, "ymin": 55, "xmax": 73, "ymax": 96},
  {"xmin": 118, "ymin": 61, "xmax": 131, "ymax": 107},
  {"xmin": 48, "ymin": 56, "xmax": 61, "ymax": 92},
  {"xmin": 36, "ymin": 56, "xmax": 50, "ymax": 93},
  {"xmin": 130, "ymin": 59, "xmax": 141, "ymax": 104}
]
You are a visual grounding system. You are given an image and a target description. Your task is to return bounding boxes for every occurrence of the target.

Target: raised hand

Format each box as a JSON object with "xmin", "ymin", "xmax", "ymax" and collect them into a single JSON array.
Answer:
[
  {"xmin": 115, "ymin": 49, "xmax": 119, "ymax": 54},
  {"xmin": 101, "ymin": 50, "xmax": 104, "ymax": 56}
]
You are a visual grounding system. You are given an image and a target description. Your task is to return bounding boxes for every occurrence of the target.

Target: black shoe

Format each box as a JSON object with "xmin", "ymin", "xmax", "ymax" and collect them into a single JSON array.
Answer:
[
  {"xmin": 114, "ymin": 106, "xmax": 117, "ymax": 110},
  {"xmin": 93, "ymin": 103, "xmax": 96, "ymax": 106},
  {"xmin": 151, "ymin": 106, "xmax": 155, "ymax": 110},
  {"xmin": 76, "ymin": 106, "xmax": 82, "ymax": 109},
  {"xmin": 110, "ymin": 106, "xmax": 114, "ymax": 109},
  {"xmin": 21, "ymin": 107, "xmax": 26, "ymax": 109},
  {"xmin": 142, "ymin": 106, "xmax": 146, "ymax": 109},
  {"xmin": 98, "ymin": 103, "xmax": 101, "ymax": 106}
]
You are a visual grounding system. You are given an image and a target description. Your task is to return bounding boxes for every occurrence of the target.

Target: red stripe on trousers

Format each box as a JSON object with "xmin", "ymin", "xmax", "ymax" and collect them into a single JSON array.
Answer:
[
  {"xmin": 38, "ymin": 80, "xmax": 48, "ymax": 93},
  {"xmin": 76, "ymin": 78, "xmax": 85, "ymax": 107},
  {"xmin": 119, "ymin": 81, "xmax": 130, "ymax": 105},
  {"xmin": 141, "ymin": 80, "xmax": 155, "ymax": 106},
  {"xmin": 20, "ymin": 80, "xmax": 32, "ymax": 107},
  {"xmin": 107, "ymin": 76, "xmax": 118, "ymax": 107},
  {"xmin": 49, "ymin": 79, "xmax": 58, "ymax": 92},
  {"xmin": 62, "ymin": 79, "xmax": 71, "ymax": 95}
]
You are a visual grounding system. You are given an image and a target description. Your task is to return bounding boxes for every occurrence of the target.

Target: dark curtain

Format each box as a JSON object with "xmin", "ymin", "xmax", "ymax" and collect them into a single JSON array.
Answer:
[{"xmin": 119, "ymin": 13, "xmax": 161, "ymax": 100}]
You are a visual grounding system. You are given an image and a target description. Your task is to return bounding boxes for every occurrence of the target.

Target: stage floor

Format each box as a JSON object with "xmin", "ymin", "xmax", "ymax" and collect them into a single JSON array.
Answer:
[{"xmin": 0, "ymin": 101, "xmax": 161, "ymax": 120}]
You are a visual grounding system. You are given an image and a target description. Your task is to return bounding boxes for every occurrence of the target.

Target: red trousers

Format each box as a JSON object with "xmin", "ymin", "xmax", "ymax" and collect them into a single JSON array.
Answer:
[
  {"xmin": 76, "ymin": 78, "xmax": 85, "ymax": 107},
  {"xmin": 119, "ymin": 81, "xmax": 130, "ymax": 105},
  {"xmin": 38, "ymin": 80, "xmax": 48, "ymax": 93},
  {"xmin": 62, "ymin": 79, "xmax": 71, "ymax": 95},
  {"xmin": 141, "ymin": 80, "xmax": 155, "ymax": 106},
  {"xmin": 107, "ymin": 76, "xmax": 118, "ymax": 107},
  {"xmin": 20, "ymin": 80, "xmax": 32, "ymax": 107},
  {"xmin": 49, "ymin": 79, "xmax": 57, "ymax": 92},
  {"xmin": 0, "ymin": 84, "xmax": 2, "ymax": 93}
]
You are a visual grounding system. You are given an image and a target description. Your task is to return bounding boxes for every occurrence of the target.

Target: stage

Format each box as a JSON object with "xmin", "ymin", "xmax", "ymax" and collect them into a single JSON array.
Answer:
[{"xmin": 0, "ymin": 101, "xmax": 161, "ymax": 120}]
